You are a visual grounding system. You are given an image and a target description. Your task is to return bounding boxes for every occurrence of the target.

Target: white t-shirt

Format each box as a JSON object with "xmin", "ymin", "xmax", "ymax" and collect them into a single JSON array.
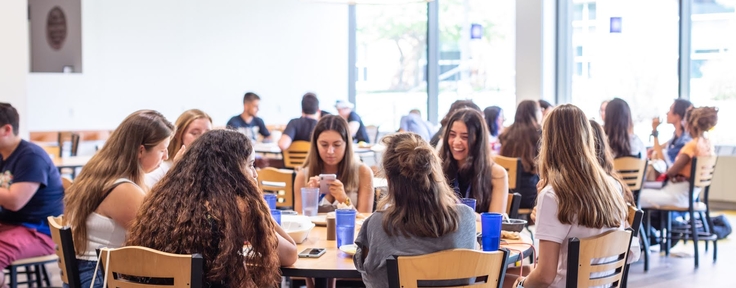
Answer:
[
  {"xmin": 144, "ymin": 161, "xmax": 173, "ymax": 189},
  {"xmin": 535, "ymin": 178, "xmax": 640, "ymax": 288}
]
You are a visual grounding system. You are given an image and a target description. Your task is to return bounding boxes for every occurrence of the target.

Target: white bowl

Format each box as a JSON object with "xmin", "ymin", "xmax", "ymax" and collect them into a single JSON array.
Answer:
[{"xmin": 282, "ymin": 215, "xmax": 316, "ymax": 244}]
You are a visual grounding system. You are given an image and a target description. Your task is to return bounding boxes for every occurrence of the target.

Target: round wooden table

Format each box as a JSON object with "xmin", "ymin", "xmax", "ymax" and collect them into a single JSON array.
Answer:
[{"xmin": 281, "ymin": 222, "xmax": 534, "ymax": 288}]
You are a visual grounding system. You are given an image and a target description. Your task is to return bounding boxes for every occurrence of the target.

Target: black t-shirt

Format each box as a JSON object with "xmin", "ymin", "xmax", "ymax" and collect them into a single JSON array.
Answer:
[
  {"xmin": 283, "ymin": 117, "xmax": 318, "ymax": 142},
  {"xmin": 0, "ymin": 140, "xmax": 64, "ymax": 236},
  {"xmin": 226, "ymin": 115, "xmax": 271, "ymax": 140},
  {"xmin": 348, "ymin": 111, "xmax": 370, "ymax": 143}
]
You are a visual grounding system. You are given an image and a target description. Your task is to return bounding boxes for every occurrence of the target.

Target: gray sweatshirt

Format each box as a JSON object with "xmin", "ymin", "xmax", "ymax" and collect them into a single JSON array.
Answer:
[{"xmin": 353, "ymin": 204, "xmax": 477, "ymax": 288}]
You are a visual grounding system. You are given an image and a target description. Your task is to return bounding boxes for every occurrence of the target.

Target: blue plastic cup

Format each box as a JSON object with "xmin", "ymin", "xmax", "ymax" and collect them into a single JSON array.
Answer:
[
  {"xmin": 335, "ymin": 209, "xmax": 357, "ymax": 248},
  {"xmin": 481, "ymin": 212, "xmax": 503, "ymax": 251},
  {"xmin": 460, "ymin": 198, "xmax": 476, "ymax": 211},
  {"xmin": 264, "ymin": 194, "xmax": 277, "ymax": 210},
  {"xmin": 270, "ymin": 209, "xmax": 282, "ymax": 226}
]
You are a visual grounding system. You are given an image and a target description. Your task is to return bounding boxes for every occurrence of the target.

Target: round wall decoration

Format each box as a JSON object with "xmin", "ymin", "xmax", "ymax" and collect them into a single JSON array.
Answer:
[{"xmin": 46, "ymin": 6, "xmax": 67, "ymax": 50}]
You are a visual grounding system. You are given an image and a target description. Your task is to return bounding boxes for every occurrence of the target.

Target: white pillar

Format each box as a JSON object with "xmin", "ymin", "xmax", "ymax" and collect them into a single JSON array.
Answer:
[
  {"xmin": 516, "ymin": 0, "xmax": 558, "ymax": 105},
  {"xmin": 0, "ymin": 0, "xmax": 30, "ymax": 138}
]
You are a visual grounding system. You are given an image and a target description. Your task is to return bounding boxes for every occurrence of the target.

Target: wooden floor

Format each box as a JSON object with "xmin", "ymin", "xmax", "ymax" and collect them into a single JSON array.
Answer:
[{"xmin": 30, "ymin": 211, "xmax": 736, "ymax": 288}]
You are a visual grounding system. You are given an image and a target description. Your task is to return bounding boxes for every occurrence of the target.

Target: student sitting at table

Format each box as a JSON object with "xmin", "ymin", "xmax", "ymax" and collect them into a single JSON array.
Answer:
[
  {"xmin": 399, "ymin": 109, "xmax": 435, "ymax": 141},
  {"xmin": 604, "ymin": 98, "xmax": 646, "ymax": 159},
  {"xmin": 64, "ymin": 110, "xmax": 174, "ymax": 288},
  {"xmin": 294, "ymin": 115, "xmax": 374, "ymax": 213},
  {"xmin": 639, "ymin": 107, "xmax": 717, "ymax": 209},
  {"xmin": 0, "ymin": 103, "xmax": 64, "ymax": 287},
  {"xmin": 498, "ymin": 100, "xmax": 542, "ymax": 209},
  {"xmin": 509, "ymin": 104, "xmax": 638, "ymax": 288},
  {"xmin": 335, "ymin": 100, "xmax": 370, "ymax": 144},
  {"xmin": 440, "ymin": 108, "xmax": 508, "ymax": 213},
  {"xmin": 226, "ymin": 92, "xmax": 271, "ymax": 142},
  {"xmin": 483, "ymin": 105, "xmax": 504, "ymax": 146},
  {"xmin": 589, "ymin": 120, "xmax": 637, "ymax": 206},
  {"xmin": 278, "ymin": 93, "xmax": 321, "ymax": 151},
  {"xmin": 650, "ymin": 99, "xmax": 693, "ymax": 165},
  {"xmin": 430, "ymin": 100, "xmax": 481, "ymax": 148},
  {"xmin": 127, "ymin": 129, "xmax": 297, "ymax": 288},
  {"xmin": 354, "ymin": 132, "xmax": 477, "ymax": 288},
  {"xmin": 145, "ymin": 109, "xmax": 212, "ymax": 187}
]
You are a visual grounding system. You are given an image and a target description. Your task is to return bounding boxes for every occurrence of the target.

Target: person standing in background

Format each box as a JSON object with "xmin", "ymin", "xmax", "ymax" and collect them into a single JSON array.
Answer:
[
  {"xmin": 399, "ymin": 109, "xmax": 435, "ymax": 141},
  {"xmin": 227, "ymin": 92, "xmax": 271, "ymax": 142},
  {"xmin": 336, "ymin": 100, "xmax": 370, "ymax": 144}
]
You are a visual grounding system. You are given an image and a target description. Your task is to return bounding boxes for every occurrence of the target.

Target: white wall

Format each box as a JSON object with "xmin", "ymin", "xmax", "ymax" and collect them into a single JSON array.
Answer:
[
  {"xmin": 0, "ymin": 0, "xmax": 30, "ymax": 138},
  {"xmin": 26, "ymin": 0, "xmax": 349, "ymax": 131}
]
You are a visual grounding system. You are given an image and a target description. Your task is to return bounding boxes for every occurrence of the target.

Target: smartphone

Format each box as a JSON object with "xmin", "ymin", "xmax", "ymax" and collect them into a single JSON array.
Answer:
[
  {"xmin": 298, "ymin": 248, "xmax": 326, "ymax": 258},
  {"xmin": 319, "ymin": 174, "xmax": 337, "ymax": 194}
]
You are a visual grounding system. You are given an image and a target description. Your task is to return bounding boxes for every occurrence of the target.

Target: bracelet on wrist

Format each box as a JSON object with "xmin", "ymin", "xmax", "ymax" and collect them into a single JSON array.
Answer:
[{"xmin": 651, "ymin": 130, "xmax": 659, "ymax": 137}]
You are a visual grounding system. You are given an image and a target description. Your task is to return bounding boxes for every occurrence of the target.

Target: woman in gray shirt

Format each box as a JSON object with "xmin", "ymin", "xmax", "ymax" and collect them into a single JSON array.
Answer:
[{"xmin": 354, "ymin": 133, "xmax": 477, "ymax": 288}]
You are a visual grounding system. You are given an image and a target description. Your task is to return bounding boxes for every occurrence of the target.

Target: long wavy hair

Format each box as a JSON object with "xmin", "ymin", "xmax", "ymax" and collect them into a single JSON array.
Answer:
[
  {"xmin": 483, "ymin": 106, "xmax": 503, "ymax": 137},
  {"xmin": 64, "ymin": 110, "xmax": 174, "ymax": 255},
  {"xmin": 168, "ymin": 109, "xmax": 212, "ymax": 160},
  {"xmin": 538, "ymin": 105, "xmax": 627, "ymax": 228},
  {"xmin": 441, "ymin": 108, "xmax": 495, "ymax": 213},
  {"xmin": 379, "ymin": 133, "xmax": 460, "ymax": 238},
  {"xmin": 126, "ymin": 130, "xmax": 280, "ymax": 288},
  {"xmin": 499, "ymin": 100, "xmax": 541, "ymax": 174},
  {"xmin": 304, "ymin": 115, "xmax": 360, "ymax": 194},
  {"xmin": 589, "ymin": 120, "xmax": 635, "ymax": 206},
  {"xmin": 604, "ymin": 98, "xmax": 635, "ymax": 157}
]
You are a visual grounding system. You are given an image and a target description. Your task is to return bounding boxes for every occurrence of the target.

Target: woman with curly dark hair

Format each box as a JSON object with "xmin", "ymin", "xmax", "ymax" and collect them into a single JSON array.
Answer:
[{"xmin": 126, "ymin": 129, "xmax": 297, "ymax": 288}]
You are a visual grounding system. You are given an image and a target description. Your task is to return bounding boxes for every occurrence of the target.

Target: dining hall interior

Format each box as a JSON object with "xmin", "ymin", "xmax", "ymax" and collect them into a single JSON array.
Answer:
[{"xmin": 1, "ymin": 0, "xmax": 735, "ymax": 287}]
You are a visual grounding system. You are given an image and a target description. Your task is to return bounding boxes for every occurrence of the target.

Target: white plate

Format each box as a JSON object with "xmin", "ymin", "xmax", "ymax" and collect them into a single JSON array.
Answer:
[
  {"xmin": 310, "ymin": 215, "xmax": 328, "ymax": 226},
  {"xmin": 339, "ymin": 244, "xmax": 358, "ymax": 256}
]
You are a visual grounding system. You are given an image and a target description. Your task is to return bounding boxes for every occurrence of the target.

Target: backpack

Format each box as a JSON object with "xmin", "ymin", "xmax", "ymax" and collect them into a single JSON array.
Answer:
[{"xmin": 711, "ymin": 214, "xmax": 732, "ymax": 240}]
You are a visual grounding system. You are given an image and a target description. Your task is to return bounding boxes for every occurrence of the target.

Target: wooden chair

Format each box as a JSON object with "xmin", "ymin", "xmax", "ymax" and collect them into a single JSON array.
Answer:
[
  {"xmin": 98, "ymin": 246, "xmax": 204, "ymax": 288},
  {"xmin": 566, "ymin": 229, "xmax": 634, "ymax": 288},
  {"xmin": 493, "ymin": 156, "xmax": 521, "ymax": 190},
  {"xmin": 643, "ymin": 156, "xmax": 719, "ymax": 268},
  {"xmin": 4, "ymin": 255, "xmax": 57, "ymax": 288},
  {"xmin": 48, "ymin": 215, "xmax": 81, "ymax": 288},
  {"xmin": 613, "ymin": 156, "xmax": 649, "ymax": 272},
  {"xmin": 257, "ymin": 167, "xmax": 295, "ymax": 208},
  {"xmin": 621, "ymin": 206, "xmax": 643, "ymax": 288},
  {"xmin": 386, "ymin": 248, "xmax": 509, "ymax": 288},
  {"xmin": 506, "ymin": 193, "xmax": 521, "ymax": 219},
  {"xmin": 282, "ymin": 141, "xmax": 311, "ymax": 169},
  {"xmin": 40, "ymin": 145, "xmax": 61, "ymax": 159}
]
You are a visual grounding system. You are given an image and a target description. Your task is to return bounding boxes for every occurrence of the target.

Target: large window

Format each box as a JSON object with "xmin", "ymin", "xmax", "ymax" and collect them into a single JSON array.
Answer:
[
  {"xmin": 690, "ymin": 0, "xmax": 736, "ymax": 145},
  {"xmin": 355, "ymin": 3, "xmax": 427, "ymax": 132},
  {"xmin": 569, "ymin": 0, "xmax": 680, "ymax": 143},
  {"xmin": 437, "ymin": 0, "xmax": 516, "ymax": 122}
]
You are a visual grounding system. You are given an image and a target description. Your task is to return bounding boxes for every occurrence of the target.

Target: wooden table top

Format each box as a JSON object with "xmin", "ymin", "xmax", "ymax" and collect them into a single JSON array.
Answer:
[
  {"xmin": 280, "ymin": 219, "xmax": 534, "ymax": 279},
  {"xmin": 52, "ymin": 156, "xmax": 93, "ymax": 168}
]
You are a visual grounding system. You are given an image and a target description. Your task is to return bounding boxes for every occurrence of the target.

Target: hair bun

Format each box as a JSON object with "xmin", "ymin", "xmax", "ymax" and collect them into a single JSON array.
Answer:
[{"xmin": 399, "ymin": 145, "xmax": 433, "ymax": 179}]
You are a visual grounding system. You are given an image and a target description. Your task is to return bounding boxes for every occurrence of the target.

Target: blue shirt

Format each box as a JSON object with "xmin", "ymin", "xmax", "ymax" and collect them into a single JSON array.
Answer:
[
  {"xmin": 400, "ymin": 113, "xmax": 434, "ymax": 141},
  {"xmin": 226, "ymin": 115, "xmax": 271, "ymax": 141},
  {"xmin": 0, "ymin": 140, "xmax": 64, "ymax": 236},
  {"xmin": 667, "ymin": 131, "xmax": 692, "ymax": 164}
]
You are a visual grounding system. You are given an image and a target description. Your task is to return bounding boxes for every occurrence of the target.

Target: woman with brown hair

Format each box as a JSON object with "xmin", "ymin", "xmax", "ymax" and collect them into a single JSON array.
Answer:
[
  {"xmin": 589, "ymin": 120, "xmax": 637, "ymax": 206},
  {"xmin": 430, "ymin": 100, "xmax": 481, "ymax": 147},
  {"xmin": 64, "ymin": 110, "xmax": 174, "ymax": 288},
  {"xmin": 604, "ymin": 98, "xmax": 646, "ymax": 159},
  {"xmin": 440, "ymin": 108, "xmax": 508, "ymax": 213},
  {"xmin": 511, "ymin": 104, "xmax": 634, "ymax": 288},
  {"xmin": 498, "ymin": 100, "xmax": 542, "ymax": 208},
  {"xmin": 639, "ymin": 107, "xmax": 718, "ymax": 208},
  {"xmin": 145, "ymin": 109, "xmax": 212, "ymax": 187},
  {"xmin": 354, "ymin": 133, "xmax": 477, "ymax": 288},
  {"xmin": 127, "ymin": 129, "xmax": 297, "ymax": 288},
  {"xmin": 294, "ymin": 115, "xmax": 374, "ymax": 213}
]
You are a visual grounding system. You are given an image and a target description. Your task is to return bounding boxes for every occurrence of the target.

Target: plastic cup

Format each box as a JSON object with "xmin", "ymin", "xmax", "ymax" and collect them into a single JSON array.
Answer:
[
  {"xmin": 264, "ymin": 194, "xmax": 277, "ymax": 210},
  {"xmin": 301, "ymin": 187, "xmax": 320, "ymax": 216},
  {"xmin": 481, "ymin": 212, "xmax": 503, "ymax": 251},
  {"xmin": 335, "ymin": 209, "xmax": 357, "ymax": 248},
  {"xmin": 270, "ymin": 209, "xmax": 282, "ymax": 226},
  {"xmin": 460, "ymin": 198, "xmax": 476, "ymax": 211}
]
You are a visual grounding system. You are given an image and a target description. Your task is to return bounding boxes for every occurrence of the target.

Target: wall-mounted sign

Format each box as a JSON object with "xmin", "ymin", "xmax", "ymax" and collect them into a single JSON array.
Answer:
[
  {"xmin": 471, "ymin": 23, "xmax": 483, "ymax": 39},
  {"xmin": 46, "ymin": 7, "xmax": 67, "ymax": 50},
  {"xmin": 610, "ymin": 17, "xmax": 622, "ymax": 33}
]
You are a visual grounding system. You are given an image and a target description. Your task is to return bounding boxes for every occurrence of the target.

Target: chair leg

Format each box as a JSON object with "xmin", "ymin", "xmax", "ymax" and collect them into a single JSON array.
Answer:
[
  {"xmin": 663, "ymin": 211, "xmax": 672, "ymax": 256},
  {"xmin": 10, "ymin": 266, "xmax": 18, "ymax": 288},
  {"xmin": 41, "ymin": 265, "xmax": 50, "ymax": 287},
  {"xmin": 640, "ymin": 222, "xmax": 650, "ymax": 272},
  {"xmin": 34, "ymin": 265, "xmax": 43, "ymax": 287},
  {"xmin": 713, "ymin": 240, "xmax": 718, "ymax": 263},
  {"xmin": 24, "ymin": 265, "xmax": 34, "ymax": 288},
  {"xmin": 690, "ymin": 210, "xmax": 699, "ymax": 268}
]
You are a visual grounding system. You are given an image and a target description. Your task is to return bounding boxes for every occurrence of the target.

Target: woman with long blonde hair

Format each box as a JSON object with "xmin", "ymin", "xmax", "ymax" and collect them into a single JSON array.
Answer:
[
  {"xmin": 127, "ymin": 130, "xmax": 297, "ymax": 288},
  {"xmin": 510, "ymin": 104, "xmax": 634, "ymax": 288},
  {"xmin": 145, "ymin": 109, "xmax": 212, "ymax": 187},
  {"xmin": 64, "ymin": 110, "xmax": 174, "ymax": 288}
]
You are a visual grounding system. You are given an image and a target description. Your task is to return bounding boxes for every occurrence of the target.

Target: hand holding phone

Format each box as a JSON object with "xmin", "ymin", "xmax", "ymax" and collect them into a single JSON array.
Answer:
[
  {"xmin": 319, "ymin": 174, "xmax": 337, "ymax": 194},
  {"xmin": 298, "ymin": 248, "xmax": 326, "ymax": 258}
]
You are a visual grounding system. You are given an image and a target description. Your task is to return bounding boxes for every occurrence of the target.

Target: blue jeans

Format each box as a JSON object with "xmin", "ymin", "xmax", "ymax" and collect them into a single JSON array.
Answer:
[{"xmin": 62, "ymin": 259, "xmax": 103, "ymax": 288}]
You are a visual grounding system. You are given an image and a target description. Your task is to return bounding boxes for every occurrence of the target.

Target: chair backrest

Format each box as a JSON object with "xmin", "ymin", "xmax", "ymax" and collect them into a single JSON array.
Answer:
[
  {"xmin": 41, "ymin": 145, "xmax": 61, "ymax": 159},
  {"xmin": 61, "ymin": 177, "xmax": 73, "ymax": 191},
  {"xmin": 613, "ymin": 157, "xmax": 648, "ymax": 192},
  {"xmin": 626, "ymin": 205, "xmax": 643, "ymax": 237},
  {"xmin": 566, "ymin": 229, "xmax": 633, "ymax": 288},
  {"xmin": 690, "ymin": 156, "xmax": 718, "ymax": 189},
  {"xmin": 506, "ymin": 193, "xmax": 521, "ymax": 219},
  {"xmin": 98, "ymin": 246, "xmax": 204, "ymax": 288},
  {"xmin": 257, "ymin": 167, "xmax": 295, "ymax": 208},
  {"xmin": 493, "ymin": 155, "xmax": 521, "ymax": 190},
  {"xmin": 282, "ymin": 141, "xmax": 311, "ymax": 169},
  {"xmin": 47, "ymin": 215, "xmax": 81, "ymax": 288},
  {"xmin": 386, "ymin": 248, "xmax": 508, "ymax": 288},
  {"xmin": 366, "ymin": 125, "xmax": 380, "ymax": 143},
  {"xmin": 70, "ymin": 133, "xmax": 81, "ymax": 156}
]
